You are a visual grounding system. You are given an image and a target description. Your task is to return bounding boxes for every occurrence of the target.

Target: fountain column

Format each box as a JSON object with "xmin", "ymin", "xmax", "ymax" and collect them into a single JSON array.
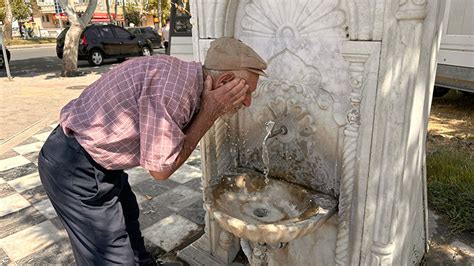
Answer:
[{"xmin": 179, "ymin": 1, "xmax": 445, "ymax": 265}]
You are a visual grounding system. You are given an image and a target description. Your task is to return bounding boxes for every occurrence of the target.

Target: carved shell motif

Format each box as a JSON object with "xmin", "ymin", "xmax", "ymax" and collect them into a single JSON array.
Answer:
[{"xmin": 241, "ymin": 0, "xmax": 346, "ymax": 40}]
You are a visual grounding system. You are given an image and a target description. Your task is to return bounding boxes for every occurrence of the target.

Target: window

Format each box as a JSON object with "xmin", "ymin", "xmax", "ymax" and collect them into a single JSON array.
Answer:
[
  {"xmin": 46, "ymin": 15, "xmax": 50, "ymax": 22},
  {"xmin": 170, "ymin": 0, "xmax": 192, "ymax": 37},
  {"xmin": 98, "ymin": 27, "xmax": 114, "ymax": 38},
  {"xmin": 114, "ymin": 27, "xmax": 132, "ymax": 39}
]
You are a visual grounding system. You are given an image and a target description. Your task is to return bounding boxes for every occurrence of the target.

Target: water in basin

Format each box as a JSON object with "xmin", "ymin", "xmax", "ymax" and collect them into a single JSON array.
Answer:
[{"xmin": 206, "ymin": 168, "xmax": 337, "ymax": 243}]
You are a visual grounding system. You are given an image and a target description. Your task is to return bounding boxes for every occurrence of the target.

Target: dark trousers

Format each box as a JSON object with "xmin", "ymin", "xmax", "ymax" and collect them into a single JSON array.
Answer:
[{"xmin": 38, "ymin": 126, "xmax": 153, "ymax": 265}]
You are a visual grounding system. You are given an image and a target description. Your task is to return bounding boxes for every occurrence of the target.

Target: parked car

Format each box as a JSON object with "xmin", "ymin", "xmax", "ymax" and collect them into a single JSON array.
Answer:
[
  {"xmin": 127, "ymin": 27, "xmax": 162, "ymax": 49},
  {"xmin": 56, "ymin": 24, "xmax": 153, "ymax": 66},
  {"xmin": 0, "ymin": 45, "xmax": 11, "ymax": 69}
]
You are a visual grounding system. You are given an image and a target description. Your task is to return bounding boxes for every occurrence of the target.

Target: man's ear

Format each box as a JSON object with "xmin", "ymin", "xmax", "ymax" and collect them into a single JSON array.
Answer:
[{"xmin": 216, "ymin": 72, "xmax": 235, "ymax": 87}]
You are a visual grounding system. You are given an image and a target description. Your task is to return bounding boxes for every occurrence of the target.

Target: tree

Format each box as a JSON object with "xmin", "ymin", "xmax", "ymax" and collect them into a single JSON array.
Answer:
[
  {"xmin": 125, "ymin": 3, "xmax": 140, "ymax": 26},
  {"xmin": 29, "ymin": 0, "xmax": 41, "ymax": 18},
  {"xmin": 59, "ymin": 0, "xmax": 97, "ymax": 76},
  {"xmin": 105, "ymin": 0, "xmax": 113, "ymax": 24},
  {"xmin": 3, "ymin": 0, "xmax": 12, "ymax": 41},
  {"xmin": 11, "ymin": 0, "xmax": 29, "ymax": 21},
  {"xmin": 147, "ymin": 0, "xmax": 170, "ymax": 25}
]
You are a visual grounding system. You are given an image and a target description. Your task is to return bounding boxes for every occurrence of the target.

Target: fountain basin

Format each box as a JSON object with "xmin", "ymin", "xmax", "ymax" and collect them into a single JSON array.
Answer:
[{"xmin": 205, "ymin": 168, "xmax": 338, "ymax": 244}]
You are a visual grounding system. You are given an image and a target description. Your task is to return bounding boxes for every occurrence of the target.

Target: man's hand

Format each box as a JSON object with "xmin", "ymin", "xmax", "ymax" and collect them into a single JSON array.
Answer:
[{"xmin": 200, "ymin": 76, "xmax": 249, "ymax": 121}]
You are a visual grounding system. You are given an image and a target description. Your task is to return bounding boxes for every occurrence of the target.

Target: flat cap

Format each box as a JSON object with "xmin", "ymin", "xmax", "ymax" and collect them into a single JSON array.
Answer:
[{"xmin": 204, "ymin": 37, "xmax": 267, "ymax": 77}]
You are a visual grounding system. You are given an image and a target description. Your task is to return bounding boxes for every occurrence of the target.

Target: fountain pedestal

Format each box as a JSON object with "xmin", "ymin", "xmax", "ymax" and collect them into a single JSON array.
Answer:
[{"xmin": 178, "ymin": 1, "xmax": 445, "ymax": 265}]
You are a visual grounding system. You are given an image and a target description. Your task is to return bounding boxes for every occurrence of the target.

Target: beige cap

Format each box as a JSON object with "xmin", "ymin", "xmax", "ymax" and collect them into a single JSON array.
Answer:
[{"xmin": 204, "ymin": 37, "xmax": 267, "ymax": 77}]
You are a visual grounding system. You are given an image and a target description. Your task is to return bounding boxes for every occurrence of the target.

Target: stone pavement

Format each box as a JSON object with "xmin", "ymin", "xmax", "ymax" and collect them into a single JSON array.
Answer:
[{"xmin": 0, "ymin": 123, "xmax": 205, "ymax": 265}]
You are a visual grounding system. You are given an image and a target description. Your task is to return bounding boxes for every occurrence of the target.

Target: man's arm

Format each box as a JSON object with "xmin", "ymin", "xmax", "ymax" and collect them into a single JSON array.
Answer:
[{"xmin": 149, "ymin": 76, "xmax": 248, "ymax": 180}]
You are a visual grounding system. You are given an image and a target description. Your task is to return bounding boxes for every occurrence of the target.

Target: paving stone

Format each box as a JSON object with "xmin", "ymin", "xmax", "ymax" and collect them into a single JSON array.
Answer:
[
  {"xmin": 0, "ymin": 193, "xmax": 31, "ymax": 217},
  {"xmin": 143, "ymin": 214, "xmax": 200, "ymax": 252},
  {"xmin": 0, "ymin": 155, "xmax": 31, "ymax": 173},
  {"xmin": 13, "ymin": 142, "xmax": 44, "ymax": 155},
  {"xmin": 0, "ymin": 205, "xmax": 47, "ymax": 238},
  {"xmin": 144, "ymin": 238, "xmax": 166, "ymax": 260},
  {"xmin": 50, "ymin": 216, "xmax": 67, "ymax": 232},
  {"xmin": 152, "ymin": 186, "xmax": 201, "ymax": 212},
  {"xmin": 0, "ymin": 183, "xmax": 15, "ymax": 198},
  {"xmin": 0, "ymin": 150, "xmax": 19, "ymax": 161},
  {"xmin": 0, "ymin": 163, "xmax": 37, "ymax": 182},
  {"xmin": 169, "ymin": 164, "xmax": 202, "ymax": 184},
  {"xmin": 37, "ymin": 126, "xmax": 55, "ymax": 134},
  {"xmin": 138, "ymin": 200, "xmax": 174, "ymax": 230},
  {"xmin": 7, "ymin": 171, "xmax": 41, "ymax": 193},
  {"xmin": 178, "ymin": 199, "xmax": 205, "ymax": 226},
  {"xmin": 21, "ymin": 185, "xmax": 48, "ymax": 205},
  {"xmin": 15, "ymin": 237, "xmax": 75, "ymax": 265},
  {"xmin": 133, "ymin": 178, "xmax": 180, "ymax": 199},
  {"xmin": 0, "ymin": 247, "xmax": 10, "ymax": 265},
  {"xmin": 0, "ymin": 220, "xmax": 63, "ymax": 262},
  {"xmin": 186, "ymin": 159, "xmax": 202, "ymax": 168},
  {"xmin": 126, "ymin": 167, "xmax": 152, "ymax": 186},
  {"xmin": 18, "ymin": 137, "xmax": 41, "ymax": 146},
  {"xmin": 183, "ymin": 178, "xmax": 203, "ymax": 192},
  {"xmin": 33, "ymin": 199, "xmax": 57, "ymax": 219},
  {"xmin": 33, "ymin": 132, "xmax": 52, "ymax": 142},
  {"xmin": 23, "ymin": 151, "xmax": 40, "ymax": 165}
]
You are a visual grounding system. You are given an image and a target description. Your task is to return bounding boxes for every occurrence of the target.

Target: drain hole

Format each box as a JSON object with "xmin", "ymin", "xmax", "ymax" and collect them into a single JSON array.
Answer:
[{"xmin": 253, "ymin": 208, "xmax": 269, "ymax": 218}]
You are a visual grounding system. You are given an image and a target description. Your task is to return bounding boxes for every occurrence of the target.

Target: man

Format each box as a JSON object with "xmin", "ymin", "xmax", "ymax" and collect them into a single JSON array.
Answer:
[
  {"xmin": 161, "ymin": 19, "xmax": 170, "ymax": 53},
  {"xmin": 38, "ymin": 38, "xmax": 267, "ymax": 265}
]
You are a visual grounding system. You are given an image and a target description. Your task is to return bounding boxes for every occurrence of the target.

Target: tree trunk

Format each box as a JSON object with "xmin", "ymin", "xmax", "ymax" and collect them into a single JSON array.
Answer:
[
  {"xmin": 59, "ymin": 0, "xmax": 97, "ymax": 76},
  {"xmin": 4, "ymin": 0, "xmax": 13, "ymax": 41},
  {"xmin": 62, "ymin": 24, "xmax": 84, "ymax": 76},
  {"xmin": 30, "ymin": 0, "xmax": 42, "ymax": 18},
  {"xmin": 105, "ymin": 0, "xmax": 113, "ymax": 24},
  {"xmin": 114, "ymin": 0, "xmax": 118, "ymax": 25}
]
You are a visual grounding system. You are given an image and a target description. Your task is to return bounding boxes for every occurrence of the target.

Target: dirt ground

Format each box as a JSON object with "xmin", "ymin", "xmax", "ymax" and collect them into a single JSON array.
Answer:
[{"xmin": 423, "ymin": 90, "xmax": 474, "ymax": 265}]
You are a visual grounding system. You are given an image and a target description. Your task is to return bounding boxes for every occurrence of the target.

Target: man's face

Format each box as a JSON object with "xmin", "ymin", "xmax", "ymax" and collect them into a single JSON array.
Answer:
[{"xmin": 236, "ymin": 70, "xmax": 260, "ymax": 107}]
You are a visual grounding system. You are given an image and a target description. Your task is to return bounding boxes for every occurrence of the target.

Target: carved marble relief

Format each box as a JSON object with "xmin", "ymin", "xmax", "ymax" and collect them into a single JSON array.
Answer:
[{"xmin": 232, "ymin": 0, "xmax": 352, "ymax": 195}]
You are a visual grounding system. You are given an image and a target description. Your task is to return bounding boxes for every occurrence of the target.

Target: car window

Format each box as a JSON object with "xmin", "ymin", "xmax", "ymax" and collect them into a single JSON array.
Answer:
[
  {"xmin": 85, "ymin": 28, "xmax": 99, "ymax": 39},
  {"xmin": 114, "ymin": 27, "xmax": 132, "ymax": 38},
  {"xmin": 98, "ymin": 27, "xmax": 114, "ymax": 38}
]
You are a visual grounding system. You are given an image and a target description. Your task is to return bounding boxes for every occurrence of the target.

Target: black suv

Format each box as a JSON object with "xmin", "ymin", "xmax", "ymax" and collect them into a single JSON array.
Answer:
[
  {"xmin": 0, "ymin": 45, "xmax": 11, "ymax": 69},
  {"xmin": 56, "ymin": 24, "xmax": 153, "ymax": 66},
  {"xmin": 127, "ymin": 27, "xmax": 162, "ymax": 49}
]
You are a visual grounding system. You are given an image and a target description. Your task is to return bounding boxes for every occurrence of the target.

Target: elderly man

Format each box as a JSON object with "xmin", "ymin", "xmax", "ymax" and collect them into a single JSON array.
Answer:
[{"xmin": 38, "ymin": 38, "xmax": 266, "ymax": 265}]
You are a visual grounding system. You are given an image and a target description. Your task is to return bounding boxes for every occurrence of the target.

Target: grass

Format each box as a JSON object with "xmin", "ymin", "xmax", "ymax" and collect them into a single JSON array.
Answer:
[
  {"xmin": 426, "ymin": 143, "xmax": 474, "ymax": 234},
  {"xmin": 4, "ymin": 38, "xmax": 57, "ymax": 46}
]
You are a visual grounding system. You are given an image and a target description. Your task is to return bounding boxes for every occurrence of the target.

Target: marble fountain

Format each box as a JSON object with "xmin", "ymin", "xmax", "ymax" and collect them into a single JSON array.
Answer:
[{"xmin": 178, "ymin": 0, "xmax": 445, "ymax": 265}]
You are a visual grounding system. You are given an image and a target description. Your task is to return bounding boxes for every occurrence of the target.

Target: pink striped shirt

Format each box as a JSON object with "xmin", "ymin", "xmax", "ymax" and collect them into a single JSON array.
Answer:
[{"xmin": 60, "ymin": 56, "xmax": 203, "ymax": 171}]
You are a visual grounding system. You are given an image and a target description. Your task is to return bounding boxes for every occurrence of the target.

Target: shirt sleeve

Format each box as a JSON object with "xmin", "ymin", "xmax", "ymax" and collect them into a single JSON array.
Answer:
[{"xmin": 138, "ymin": 94, "xmax": 185, "ymax": 172}]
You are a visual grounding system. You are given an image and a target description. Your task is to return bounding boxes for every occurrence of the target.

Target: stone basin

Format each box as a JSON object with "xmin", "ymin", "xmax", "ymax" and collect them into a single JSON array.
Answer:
[{"xmin": 205, "ymin": 168, "xmax": 338, "ymax": 244}]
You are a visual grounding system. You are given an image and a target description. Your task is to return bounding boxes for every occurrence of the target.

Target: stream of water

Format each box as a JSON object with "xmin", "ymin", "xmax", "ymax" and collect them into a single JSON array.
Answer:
[{"xmin": 262, "ymin": 121, "xmax": 275, "ymax": 184}]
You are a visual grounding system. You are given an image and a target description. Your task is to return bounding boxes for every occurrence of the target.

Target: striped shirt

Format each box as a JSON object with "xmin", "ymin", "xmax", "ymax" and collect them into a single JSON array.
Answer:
[{"xmin": 60, "ymin": 55, "xmax": 203, "ymax": 171}]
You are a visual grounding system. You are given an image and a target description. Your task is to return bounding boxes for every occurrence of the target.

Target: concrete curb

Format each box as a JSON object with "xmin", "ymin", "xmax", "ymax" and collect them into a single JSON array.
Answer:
[{"xmin": 7, "ymin": 43, "xmax": 56, "ymax": 50}]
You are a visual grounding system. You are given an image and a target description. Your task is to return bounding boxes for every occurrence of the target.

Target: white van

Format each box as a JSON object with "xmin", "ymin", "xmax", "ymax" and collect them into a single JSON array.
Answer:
[{"xmin": 434, "ymin": 0, "xmax": 474, "ymax": 96}]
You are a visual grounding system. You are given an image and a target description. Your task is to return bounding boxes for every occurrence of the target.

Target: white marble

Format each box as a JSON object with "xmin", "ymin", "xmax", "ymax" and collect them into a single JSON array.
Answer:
[
  {"xmin": 32, "ymin": 132, "xmax": 52, "ymax": 142},
  {"xmin": 33, "ymin": 199, "xmax": 57, "ymax": 219},
  {"xmin": 7, "ymin": 172, "xmax": 41, "ymax": 193},
  {"xmin": 143, "ymin": 214, "xmax": 200, "ymax": 252},
  {"xmin": 0, "ymin": 155, "xmax": 31, "ymax": 172},
  {"xmin": 190, "ymin": 0, "xmax": 446, "ymax": 265},
  {"xmin": 0, "ymin": 193, "xmax": 31, "ymax": 217},
  {"xmin": 0, "ymin": 220, "xmax": 63, "ymax": 261},
  {"xmin": 169, "ymin": 164, "xmax": 202, "ymax": 184},
  {"xmin": 12, "ymin": 142, "xmax": 44, "ymax": 155}
]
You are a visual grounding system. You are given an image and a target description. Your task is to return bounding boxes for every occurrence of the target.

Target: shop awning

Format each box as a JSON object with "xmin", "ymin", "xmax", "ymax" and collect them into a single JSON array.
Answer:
[{"xmin": 91, "ymin": 12, "xmax": 124, "ymax": 22}]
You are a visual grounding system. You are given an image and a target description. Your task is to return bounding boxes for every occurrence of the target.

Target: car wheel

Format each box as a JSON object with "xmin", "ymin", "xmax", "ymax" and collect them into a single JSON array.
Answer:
[
  {"xmin": 141, "ymin": 46, "xmax": 152, "ymax": 56},
  {"xmin": 433, "ymin": 86, "xmax": 450, "ymax": 97},
  {"xmin": 88, "ymin": 49, "xmax": 104, "ymax": 66},
  {"xmin": 0, "ymin": 56, "xmax": 4, "ymax": 69}
]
